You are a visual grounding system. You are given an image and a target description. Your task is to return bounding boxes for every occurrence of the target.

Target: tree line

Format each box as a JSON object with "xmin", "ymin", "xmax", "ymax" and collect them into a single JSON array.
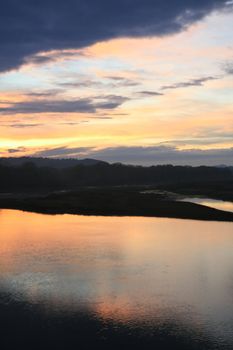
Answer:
[{"xmin": 0, "ymin": 160, "xmax": 232, "ymax": 192}]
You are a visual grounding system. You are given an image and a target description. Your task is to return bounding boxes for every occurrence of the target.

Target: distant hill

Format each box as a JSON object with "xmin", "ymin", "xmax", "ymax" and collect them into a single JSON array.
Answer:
[{"xmin": 0, "ymin": 157, "xmax": 107, "ymax": 169}]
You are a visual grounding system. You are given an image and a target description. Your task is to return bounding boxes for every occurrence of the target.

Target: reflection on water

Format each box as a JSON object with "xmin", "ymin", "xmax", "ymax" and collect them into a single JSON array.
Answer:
[
  {"xmin": 0, "ymin": 210, "xmax": 233, "ymax": 349},
  {"xmin": 180, "ymin": 197, "xmax": 233, "ymax": 213}
]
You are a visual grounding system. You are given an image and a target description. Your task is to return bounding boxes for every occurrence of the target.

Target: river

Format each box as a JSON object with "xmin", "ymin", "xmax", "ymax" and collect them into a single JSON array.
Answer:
[
  {"xmin": 180, "ymin": 197, "xmax": 233, "ymax": 213},
  {"xmin": 0, "ymin": 209, "xmax": 233, "ymax": 349}
]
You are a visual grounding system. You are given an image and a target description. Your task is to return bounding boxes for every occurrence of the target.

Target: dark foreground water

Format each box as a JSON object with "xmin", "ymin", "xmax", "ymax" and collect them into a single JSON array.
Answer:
[{"xmin": 0, "ymin": 210, "xmax": 233, "ymax": 350}]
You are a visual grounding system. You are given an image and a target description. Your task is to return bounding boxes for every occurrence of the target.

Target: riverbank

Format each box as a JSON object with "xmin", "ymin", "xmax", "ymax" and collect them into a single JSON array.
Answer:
[{"xmin": 0, "ymin": 187, "xmax": 233, "ymax": 222}]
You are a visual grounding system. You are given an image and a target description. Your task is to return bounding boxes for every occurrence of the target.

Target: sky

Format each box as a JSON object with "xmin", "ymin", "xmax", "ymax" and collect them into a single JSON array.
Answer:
[{"xmin": 0, "ymin": 0, "xmax": 233, "ymax": 165}]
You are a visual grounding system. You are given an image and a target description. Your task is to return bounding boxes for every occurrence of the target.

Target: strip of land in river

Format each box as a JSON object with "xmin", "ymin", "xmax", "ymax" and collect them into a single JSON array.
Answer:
[{"xmin": 0, "ymin": 187, "xmax": 233, "ymax": 222}]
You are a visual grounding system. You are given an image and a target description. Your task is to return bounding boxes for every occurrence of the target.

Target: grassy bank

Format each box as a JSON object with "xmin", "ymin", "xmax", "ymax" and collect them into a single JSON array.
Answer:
[{"xmin": 0, "ymin": 187, "xmax": 233, "ymax": 222}]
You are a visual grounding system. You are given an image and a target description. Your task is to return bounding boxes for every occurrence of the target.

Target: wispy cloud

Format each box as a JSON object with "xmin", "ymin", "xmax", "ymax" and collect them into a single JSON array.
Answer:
[
  {"xmin": 0, "ymin": 123, "xmax": 43, "ymax": 128},
  {"xmin": 106, "ymin": 76, "xmax": 140, "ymax": 87},
  {"xmin": 161, "ymin": 76, "xmax": 219, "ymax": 90},
  {"xmin": 34, "ymin": 146, "xmax": 93, "ymax": 158},
  {"xmin": 23, "ymin": 50, "xmax": 87, "ymax": 67},
  {"xmin": 57, "ymin": 76, "xmax": 139, "ymax": 90},
  {"xmin": 58, "ymin": 80, "xmax": 103, "ymax": 89},
  {"xmin": 25, "ymin": 90, "xmax": 62, "ymax": 98}
]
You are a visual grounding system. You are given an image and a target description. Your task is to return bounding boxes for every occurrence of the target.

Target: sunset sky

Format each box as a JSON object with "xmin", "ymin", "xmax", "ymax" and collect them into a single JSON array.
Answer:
[{"xmin": 0, "ymin": 0, "xmax": 232, "ymax": 165}]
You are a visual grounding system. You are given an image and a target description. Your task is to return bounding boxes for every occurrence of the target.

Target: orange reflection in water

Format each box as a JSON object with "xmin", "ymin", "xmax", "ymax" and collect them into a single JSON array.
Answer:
[{"xmin": 0, "ymin": 209, "xmax": 233, "ymax": 329}]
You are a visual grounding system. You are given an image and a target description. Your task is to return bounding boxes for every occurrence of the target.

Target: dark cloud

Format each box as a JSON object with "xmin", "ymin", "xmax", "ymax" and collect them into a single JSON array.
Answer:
[
  {"xmin": 161, "ymin": 76, "xmax": 218, "ymax": 90},
  {"xmin": 31, "ymin": 145, "xmax": 233, "ymax": 166},
  {"xmin": 223, "ymin": 61, "xmax": 233, "ymax": 75},
  {"xmin": 94, "ymin": 95, "xmax": 129, "ymax": 110},
  {"xmin": 88, "ymin": 146, "xmax": 233, "ymax": 166},
  {"xmin": 0, "ymin": 95, "xmax": 128, "ymax": 115},
  {"xmin": 138, "ymin": 91, "xmax": 164, "ymax": 96},
  {"xmin": 10, "ymin": 123, "xmax": 43, "ymax": 128},
  {"xmin": 107, "ymin": 77, "xmax": 127, "ymax": 81},
  {"xmin": 8, "ymin": 147, "xmax": 27, "ymax": 154},
  {"xmin": 0, "ymin": 1, "xmax": 229, "ymax": 72}
]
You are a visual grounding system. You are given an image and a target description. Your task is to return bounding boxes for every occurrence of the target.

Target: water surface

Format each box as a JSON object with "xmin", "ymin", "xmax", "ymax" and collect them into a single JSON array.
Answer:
[
  {"xmin": 180, "ymin": 197, "xmax": 233, "ymax": 213},
  {"xmin": 0, "ymin": 209, "xmax": 233, "ymax": 349}
]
